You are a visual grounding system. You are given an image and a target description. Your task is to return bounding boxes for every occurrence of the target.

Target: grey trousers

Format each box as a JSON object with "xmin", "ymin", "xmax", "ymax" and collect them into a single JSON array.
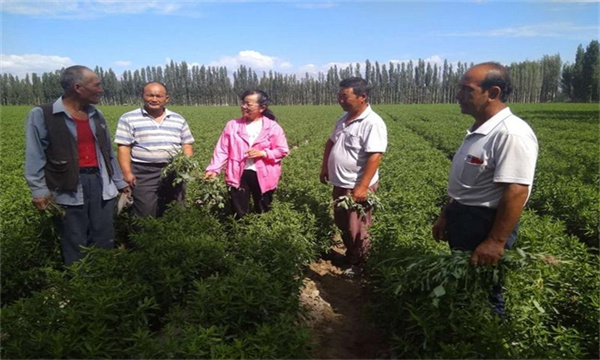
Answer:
[
  {"xmin": 54, "ymin": 172, "xmax": 116, "ymax": 266},
  {"xmin": 131, "ymin": 162, "xmax": 185, "ymax": 218}
]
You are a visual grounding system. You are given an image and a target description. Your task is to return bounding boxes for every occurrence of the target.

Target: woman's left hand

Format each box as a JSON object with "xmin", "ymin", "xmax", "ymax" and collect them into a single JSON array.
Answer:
[{"xmin": 245, "ymin": 148, "xmax": 266, "ymax": 159}]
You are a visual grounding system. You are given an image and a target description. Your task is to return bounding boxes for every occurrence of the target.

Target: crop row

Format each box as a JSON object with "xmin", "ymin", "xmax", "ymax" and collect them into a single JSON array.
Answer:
[
  {"xmin": 1, "ymin": 104, "xmax": 598, "ymax": 358},
  {"xmin": 368, "ymin": 106, "xmax": 599, "ymax": 358}
]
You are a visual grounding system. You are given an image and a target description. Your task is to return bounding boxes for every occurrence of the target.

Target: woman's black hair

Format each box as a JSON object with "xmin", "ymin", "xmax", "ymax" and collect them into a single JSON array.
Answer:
[{"xmin": 241, "ymin": 89, "xmax": 277, "ymax": 121}]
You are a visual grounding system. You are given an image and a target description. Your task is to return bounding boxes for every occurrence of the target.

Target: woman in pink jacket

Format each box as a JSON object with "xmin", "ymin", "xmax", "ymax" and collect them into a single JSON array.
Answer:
[{"xmin": 205, "ymin": 89, "xmax": 289, "ymax": 219}]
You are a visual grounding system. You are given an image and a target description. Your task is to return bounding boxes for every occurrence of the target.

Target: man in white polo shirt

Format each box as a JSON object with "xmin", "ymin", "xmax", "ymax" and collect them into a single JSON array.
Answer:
[
  {"xmin": 432, "ymin": 62, "xmax": 538, "ymax": 315},
  {"xmin": 320, "ymin": 77, "xmax": 388, "ymax": 275},
  {"xmin": 115, "ymin": 82, "xmax": 195, "ymax": 218}
]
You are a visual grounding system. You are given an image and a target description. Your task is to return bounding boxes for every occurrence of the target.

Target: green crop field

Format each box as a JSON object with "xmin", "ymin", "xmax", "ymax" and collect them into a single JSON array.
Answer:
[{"xmin": 1, "ymin": 103, "xmax": 598, "ymax": 358}]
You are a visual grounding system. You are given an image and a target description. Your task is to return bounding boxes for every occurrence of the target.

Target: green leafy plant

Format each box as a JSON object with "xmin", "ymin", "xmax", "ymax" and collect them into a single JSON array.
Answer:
[
  {"xmin": 44, "ymin": 196, "xmax": 66, "ymax": 217},
  {"xmin": 333, "ymin": 193, "xmax": 383, "ymax": 219},
  {"xmin": 160, "ymin": 151, "xmax": 200, "ymax": 186},
  {"xmin": 194, "ymin": 178, "xmax": 228, "ymax": 211}
]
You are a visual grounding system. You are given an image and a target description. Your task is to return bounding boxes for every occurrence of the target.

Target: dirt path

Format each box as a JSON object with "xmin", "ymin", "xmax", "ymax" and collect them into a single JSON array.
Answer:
[{"xmin": 299, "ymin": 246, "xmax": 389, "ymax": 359}]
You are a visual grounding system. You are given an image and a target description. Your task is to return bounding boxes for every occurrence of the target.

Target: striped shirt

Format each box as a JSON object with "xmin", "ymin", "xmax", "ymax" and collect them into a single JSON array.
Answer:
[{"xmin": 114, "ymin": 107, "xmax": 195, "ymax": 164}]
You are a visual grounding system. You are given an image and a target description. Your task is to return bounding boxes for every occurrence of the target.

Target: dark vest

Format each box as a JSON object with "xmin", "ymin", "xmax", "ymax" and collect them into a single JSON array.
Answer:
[{"xmin": 40, "ymin": 103, "xmax": 113, "ymax": 192}]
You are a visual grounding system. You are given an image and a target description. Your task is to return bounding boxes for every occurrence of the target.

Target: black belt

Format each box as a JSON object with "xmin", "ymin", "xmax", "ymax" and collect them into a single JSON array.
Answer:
[
  {"xmin": 133, "ymin": 162, "xmax": 168, "ymax": 168},
  {"xmin": 79, "ymin": 167, "xmax": 99, "ymax": 174}
]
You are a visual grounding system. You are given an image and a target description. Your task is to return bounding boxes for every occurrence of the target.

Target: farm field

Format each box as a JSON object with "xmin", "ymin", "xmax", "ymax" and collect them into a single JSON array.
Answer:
[{"xmin": 1, "ymin": 103, "xmax": 598, "ymax": 358}]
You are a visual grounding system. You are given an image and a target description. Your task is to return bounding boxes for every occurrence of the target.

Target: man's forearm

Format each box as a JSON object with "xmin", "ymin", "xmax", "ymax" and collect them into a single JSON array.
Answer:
[
  {"xmin": 182, "ymin": 144, "xmax": 193, "ymax": 157},
  {"xmin": 117, "ymin": 146, "xmax": 133, "ymax": 175},
  {"xmin": 488, "ymin": 183, "xmax": 530, "ymax": 245}
]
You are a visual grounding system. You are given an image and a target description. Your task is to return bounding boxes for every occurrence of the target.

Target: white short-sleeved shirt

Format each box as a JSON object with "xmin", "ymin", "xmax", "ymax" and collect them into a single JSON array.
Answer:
[
  {"xmin": 447, "ymin": 107, "xmax": 538, "ymax": 208},
  {"xmin": 328, "ymin": 105, "xmax": 388, "ymax": 188},
  {"xmin": 114, "ymin": 107, "xmax": 195, "ymax": 164}
]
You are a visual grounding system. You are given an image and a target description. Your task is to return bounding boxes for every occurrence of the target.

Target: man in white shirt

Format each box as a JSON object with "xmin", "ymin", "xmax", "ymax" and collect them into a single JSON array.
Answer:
[
  {"xmin": 432, "ymin": 62, "xmax": 538, "ymax": 315},
  {"xmin": 320, "ymin": 77, "xmax": 388, "ymax": 275}
]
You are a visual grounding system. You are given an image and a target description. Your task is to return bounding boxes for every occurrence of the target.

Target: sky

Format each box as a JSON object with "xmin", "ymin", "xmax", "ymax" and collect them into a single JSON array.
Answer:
[{"xmin": 1, "ymin": 0, "xmax": 598, "ymax": 79}]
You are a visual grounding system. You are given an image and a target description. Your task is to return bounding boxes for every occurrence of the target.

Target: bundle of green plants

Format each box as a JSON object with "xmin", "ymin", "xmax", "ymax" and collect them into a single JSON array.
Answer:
[
  {"xmin": 333, "ymin": 192, "xmax": 383, "ymax": 220},
  {"xmin": 191, "ymin": 177, "xmax": 229, "ymax": 215},
  {"xmin": 369, "ymin": 239, "xmax": 599, "ymax": 359},
  {"xmin": 161, "ymin": 151, "xmax": 201, "ymax": 186}
]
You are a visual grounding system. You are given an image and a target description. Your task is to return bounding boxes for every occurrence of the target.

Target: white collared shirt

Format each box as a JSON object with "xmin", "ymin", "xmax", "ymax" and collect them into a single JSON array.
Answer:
[
  {"xmin": 447, "ymin": 107, "xmax": 538, "ymax": 208},
  {"xmin": 327, "ymin": 105, "xmax": 388, "ymax": 188}
]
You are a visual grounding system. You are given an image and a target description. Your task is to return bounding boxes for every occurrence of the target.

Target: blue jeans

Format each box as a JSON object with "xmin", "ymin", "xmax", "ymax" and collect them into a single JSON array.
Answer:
[
  {"xmin": 445, "ymin": 200, "xmax": 519, "ymax": 316},
  {"xmin": 54, "ymin": 172, "xmax": 116, "ymax": 266}
]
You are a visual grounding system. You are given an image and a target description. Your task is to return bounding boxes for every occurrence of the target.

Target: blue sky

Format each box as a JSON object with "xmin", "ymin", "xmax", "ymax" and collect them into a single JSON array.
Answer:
[{"xmin": 1, "ymin": 0, "xmax": 598, "ymax": 79}]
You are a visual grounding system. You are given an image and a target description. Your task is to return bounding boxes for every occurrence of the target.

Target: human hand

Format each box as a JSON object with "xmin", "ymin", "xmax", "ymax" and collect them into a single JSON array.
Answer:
[
  {"xmin": 471, "ymin": 238, "xmax": 505, "ymax": 265},
  {"xmin": 432, "ymin": 215, "xmax": 448, "ymax": 241},
  {"xmin": 319, "ymin": 169, "xmax": 329, "ymax": 185},
  {"xmin": 123, "ymin": 172, "xmax": 136, "ymax": 187},
  {"xmin": 245, "ymin": 148, "xmax": 266, "ymax": 159},
  {"xmin": 120, "ymin": 186, "xmax": 131, "ymax": 194},
  {"xmin": 204, "ymin": 171, "xmax": 217, "ymax": 179},
  {"xmin": 32, "ymin": 196, "xmax": 50, "ymax": 211},
  {"xmin": 352, "ymin": 185, "xmax": 368, "ymax": 202}
]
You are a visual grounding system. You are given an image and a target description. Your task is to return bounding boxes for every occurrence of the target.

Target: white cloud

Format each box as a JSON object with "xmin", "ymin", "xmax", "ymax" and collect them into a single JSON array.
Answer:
[
  {"xmin": 209, "ymin": 50, "xmax": 293, "ymax": 72},
  {"xmin": 0, "ymin": 54, "xmax": 74, "ymax": 78},
  {"xmin": 0, "ymin": 0, "xmax": 197, "ymax": 18},
  {"xmin": 1, "ymin": 0, "xmax": 79, "ymax": 16},
  {"xmin": 294, "ymin": 2, "xmax": 338, "ymax": 9},
  {"xmin": 440, "ymin": 22, "xmax": 599, "ymax": 38},
  {"xmin": 113, "ymin": 60, "xmax": 132, "ymax": 67},
  {"xmin": 279, "ymin": 61, "xmax": 293, "ymax": 69}
]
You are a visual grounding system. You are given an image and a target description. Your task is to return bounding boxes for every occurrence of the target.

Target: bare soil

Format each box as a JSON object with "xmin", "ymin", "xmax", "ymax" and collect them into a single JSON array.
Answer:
[{"xmin": 299, "ymin": 245, "xmax": 390, "ymax": 359}]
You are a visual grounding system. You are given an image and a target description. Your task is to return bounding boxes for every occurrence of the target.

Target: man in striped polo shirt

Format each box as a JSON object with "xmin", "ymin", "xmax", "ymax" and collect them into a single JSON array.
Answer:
[{"xmin": 115, "ymin": 82, "xmax": 195, "ymax": 218}]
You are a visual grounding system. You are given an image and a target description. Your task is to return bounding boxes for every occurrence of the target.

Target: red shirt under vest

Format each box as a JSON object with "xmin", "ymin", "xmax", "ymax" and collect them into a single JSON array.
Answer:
[{"xmin": 73, "ymin": 117, "xmax": 99, "ymax": 168}]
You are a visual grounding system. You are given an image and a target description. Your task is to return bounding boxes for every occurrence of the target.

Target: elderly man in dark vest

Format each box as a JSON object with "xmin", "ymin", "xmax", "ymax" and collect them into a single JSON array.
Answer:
[{"xmin": 25, "ymin": 65, "xmax": 129, "ymax": 266}]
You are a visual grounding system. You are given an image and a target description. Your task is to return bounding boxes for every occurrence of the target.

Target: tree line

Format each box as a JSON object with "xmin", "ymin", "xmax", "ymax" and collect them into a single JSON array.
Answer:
[{"xmin": 1, "ymin": 40, "xmax": 597, "ymax": 106}]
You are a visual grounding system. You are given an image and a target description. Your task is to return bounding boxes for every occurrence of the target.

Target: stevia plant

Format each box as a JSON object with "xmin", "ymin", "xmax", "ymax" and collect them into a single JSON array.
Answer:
[
  {"xmin": 160, "ymin": 150, "xmax": 200, "ymax": 186},
  {"xmin": 333, "ymin": 192, "xmax": 383, "ymax": 219}
]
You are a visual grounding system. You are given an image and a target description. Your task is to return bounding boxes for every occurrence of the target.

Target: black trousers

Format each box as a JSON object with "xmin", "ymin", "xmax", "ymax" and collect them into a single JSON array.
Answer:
[
  {"xmin": 228, "ymin": 170, "xmax": 274, "ymax": 219},
  {"xmin": 445, "ymin": 200, "xmax": 518, "ymax": 251}
]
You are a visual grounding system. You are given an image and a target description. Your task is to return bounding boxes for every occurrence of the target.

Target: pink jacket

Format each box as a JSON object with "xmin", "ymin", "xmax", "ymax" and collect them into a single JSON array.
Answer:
[{"xmin": 206, "ymin": 116, "xmax": 289, "ymax": 193}]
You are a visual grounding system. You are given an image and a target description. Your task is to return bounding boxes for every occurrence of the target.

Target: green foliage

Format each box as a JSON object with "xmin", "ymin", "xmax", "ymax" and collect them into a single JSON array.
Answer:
[
  {"xmin": 334, "ymin": 192, "xmax": 383, "ymax": 219},
  {"xmin": 192, "ymin": 178, "xmax": 229, "ymax": 214},
  {"xmin": 1, "ymin": 103, "xmax": 598, "ymax": 358},
  {"xmin": 1, "ymin": 269, "xmax": 158, "ymax": 359},
  {"xmin": 161, "ymin": 151, "xmax": 200, "ymax": 186}
]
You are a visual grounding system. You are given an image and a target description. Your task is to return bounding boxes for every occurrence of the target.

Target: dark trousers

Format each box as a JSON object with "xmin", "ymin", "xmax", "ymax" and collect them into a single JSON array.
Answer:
[
  {"xmin": 54, "ymin": 172, "xmax": 116, "ymax": 266},
  {"xmin": 445, "ymin": 200, "xmax": 519, "ymax": 316},
  {"xmin": 131, "ymin": 162, "xmax": 185, "ymax": 218},
  {"xmin": 228, "ymin": 170, "xmax": 274, "ymax": 219},
  {"xmin": 332, "ymin": 183, "xmax": 378, "ymax": 265}
]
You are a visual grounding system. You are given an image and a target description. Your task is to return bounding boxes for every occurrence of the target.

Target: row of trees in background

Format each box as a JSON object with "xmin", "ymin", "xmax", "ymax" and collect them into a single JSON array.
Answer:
[{"xmin": 1, "ymin": 40, "xmax": 597, "ymax": 106}]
